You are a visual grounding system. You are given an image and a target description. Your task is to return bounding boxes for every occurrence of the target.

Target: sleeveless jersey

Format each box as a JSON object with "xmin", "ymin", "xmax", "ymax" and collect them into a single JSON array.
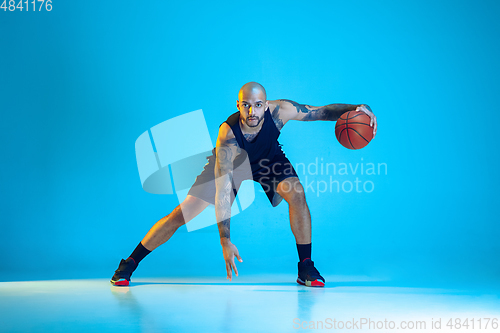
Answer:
[{"xmin": 222, "ymin": 107, "xmax": 285, "ymax": 173}]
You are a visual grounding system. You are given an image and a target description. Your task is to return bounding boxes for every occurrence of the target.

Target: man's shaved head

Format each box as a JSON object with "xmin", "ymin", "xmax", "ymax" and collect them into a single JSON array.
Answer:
[
  {"xmin": 238, "ymin": 82, "xmax": 267, "ymax": 101},
  {"xmin": 236, "ymin": 82, "xmax": 269, "ymax": 128}
]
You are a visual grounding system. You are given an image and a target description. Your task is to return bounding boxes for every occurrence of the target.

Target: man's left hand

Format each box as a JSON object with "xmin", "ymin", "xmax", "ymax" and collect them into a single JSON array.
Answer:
[{"xmin": 356, "ymin": 105, "xmax": 377, "ymax": 137}]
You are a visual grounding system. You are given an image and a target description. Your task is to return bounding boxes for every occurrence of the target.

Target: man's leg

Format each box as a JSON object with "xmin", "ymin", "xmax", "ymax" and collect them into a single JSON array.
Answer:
[
  {"xmin": 141, "ymin": 195, "xmax": 210, "ymax": 251},
  {"xmin": 275, "ymin": 177, "xmax": 311, "ymax": 244},
  {"xmin": 111, "ymin": 195, "xmax": 210, "ymax": 286},
  {"xmin": 276, "ymin": 177, "xmax": 325, "ymax": 287}
]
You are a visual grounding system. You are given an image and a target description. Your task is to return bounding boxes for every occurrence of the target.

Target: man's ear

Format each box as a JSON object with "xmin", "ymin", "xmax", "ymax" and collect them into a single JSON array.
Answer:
[{"xmin": 236, "ymin": 100, "xmax": 240, "ymax": 110}]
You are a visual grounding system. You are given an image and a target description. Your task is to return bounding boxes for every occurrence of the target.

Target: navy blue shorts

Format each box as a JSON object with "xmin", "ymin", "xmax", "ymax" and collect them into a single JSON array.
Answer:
[{"xmin": 187, "ymin": 152, "xmax": 298, "ymax": 207}]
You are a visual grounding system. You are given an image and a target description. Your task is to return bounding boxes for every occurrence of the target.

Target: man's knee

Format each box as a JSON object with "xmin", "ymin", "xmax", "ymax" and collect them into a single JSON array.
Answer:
[
  {"xmin": 176, "ymin": 195, "xmax": 210, "ymax": 224},
  {"xmin": 277, "ymin": 178, "xmax": 306, "ymax": 205}
]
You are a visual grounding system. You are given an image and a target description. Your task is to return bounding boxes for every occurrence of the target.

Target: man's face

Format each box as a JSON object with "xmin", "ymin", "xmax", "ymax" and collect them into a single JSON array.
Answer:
[{"xmin": 237, "ymin": 89, "xmax": 268, "ymax": 128}]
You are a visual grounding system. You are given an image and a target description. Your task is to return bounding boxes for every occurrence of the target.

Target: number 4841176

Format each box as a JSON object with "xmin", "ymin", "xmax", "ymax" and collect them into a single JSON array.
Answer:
[{"xmin": 1, "ymin": 0, "xmax": 53, "ymax": 11}]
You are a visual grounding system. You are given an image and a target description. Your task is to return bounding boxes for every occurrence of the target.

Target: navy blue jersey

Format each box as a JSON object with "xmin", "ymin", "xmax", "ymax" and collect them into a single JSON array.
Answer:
[
  {"xmin": 188, "ymin": 107, "xmax": 297, "ymax": 207},
  {"xmin": 222, "ymin": 107, "xmax": 285, "ymax": 173}
]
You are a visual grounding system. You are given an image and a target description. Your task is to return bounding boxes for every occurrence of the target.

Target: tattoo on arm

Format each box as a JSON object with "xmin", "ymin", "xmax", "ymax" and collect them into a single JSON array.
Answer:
[
  {"xmin": 279, "ymin": 99, "xmax": 359, "ymax": 122},
  {"xmin": 225, "ymin": 137, "xmax": 238, "ymax": 145},
  {"xmin": 278, "ymin": 99, "xmax": 310, "ymax": 113},
  {"xmin": 271, "ymin": 104, "xmax": 285, "ymax": 130},
  {"xmin": 215, "ymin": 173, "xmax": 233, "ymax": 240},
  {"xmin": 215, "ymin": 140, "xmax": 237, "ymax": 240},
  {"xmin": 217, "ymin": 218, "xmax": 230, "ymax": 239},
  {"xmin": 216, "ymin": 146, "xmax": 234, "ymax": 165}
]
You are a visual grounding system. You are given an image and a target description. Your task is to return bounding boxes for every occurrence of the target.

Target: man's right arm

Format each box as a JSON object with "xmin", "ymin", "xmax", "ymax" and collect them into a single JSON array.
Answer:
[{"xmin": 214, "ymin": 123, "xmax": 242, "ymax": 280}]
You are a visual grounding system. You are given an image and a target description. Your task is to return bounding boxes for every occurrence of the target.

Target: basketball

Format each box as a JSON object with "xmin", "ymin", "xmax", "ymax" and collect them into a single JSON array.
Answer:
[{"xmin": 335, "ymin": 111, "xmax": 374, "ymax": 150}]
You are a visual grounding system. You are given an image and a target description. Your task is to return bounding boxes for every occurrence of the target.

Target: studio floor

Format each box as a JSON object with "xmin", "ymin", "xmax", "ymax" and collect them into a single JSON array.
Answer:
[{"xmin": 1, "ymin": 275, "xmax": 499, "ymax": 333}]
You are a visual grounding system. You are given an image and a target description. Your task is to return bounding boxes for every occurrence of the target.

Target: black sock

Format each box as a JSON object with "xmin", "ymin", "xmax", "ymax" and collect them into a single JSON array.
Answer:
[
  {"xmin": 128, "ymin": 242, "xmax": 151, "ymax": 265},
  {"xmin": 296, "ymin": 243, "xmax": 312, "ymax": 262}
]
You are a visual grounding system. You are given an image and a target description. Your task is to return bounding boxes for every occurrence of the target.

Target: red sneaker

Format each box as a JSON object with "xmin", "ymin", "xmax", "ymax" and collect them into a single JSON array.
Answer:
[
  {"xmin": 110, "ymin": 258, "xmax": 137, "ymax": 286},
  {"xmin": 297, "ymin": 258, "xmax": 325, "ymax": 287}
]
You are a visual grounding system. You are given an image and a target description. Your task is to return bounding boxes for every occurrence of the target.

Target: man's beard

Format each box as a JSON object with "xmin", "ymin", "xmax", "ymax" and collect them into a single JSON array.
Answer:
[{"xmin": 246, "ymin": 116, "xmax": 263, "ymax": 127}]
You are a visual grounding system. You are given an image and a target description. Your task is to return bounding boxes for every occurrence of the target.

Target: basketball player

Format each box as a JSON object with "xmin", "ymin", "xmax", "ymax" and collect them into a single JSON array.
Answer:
[{"xmin": 111, "ymin": 82, "xmax": 377, "ymax": 287}]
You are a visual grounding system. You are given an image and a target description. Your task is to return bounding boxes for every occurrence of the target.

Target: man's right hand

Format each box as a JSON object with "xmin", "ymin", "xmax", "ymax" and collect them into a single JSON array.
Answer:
[{"xmin": 221, "ymin": 239, "xmax": 243, "ymax": 281}]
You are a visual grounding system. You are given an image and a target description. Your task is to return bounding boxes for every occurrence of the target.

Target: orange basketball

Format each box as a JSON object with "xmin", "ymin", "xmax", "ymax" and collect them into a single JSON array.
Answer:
[{"xmin": 335, "ymin": 111, "xmax": 373, "ymax": 150}]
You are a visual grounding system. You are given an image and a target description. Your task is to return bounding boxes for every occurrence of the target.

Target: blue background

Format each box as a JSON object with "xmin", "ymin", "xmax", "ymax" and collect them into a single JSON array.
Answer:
[{"xmin": 1, "ymin": 0, "xmax": 499, "ymax": 289}]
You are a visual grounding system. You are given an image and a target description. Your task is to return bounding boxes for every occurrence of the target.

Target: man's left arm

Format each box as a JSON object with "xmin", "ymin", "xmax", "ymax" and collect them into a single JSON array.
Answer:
[{"xmin": 274, "ymin": 99, "xmax": 377, "ymax": 137}]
